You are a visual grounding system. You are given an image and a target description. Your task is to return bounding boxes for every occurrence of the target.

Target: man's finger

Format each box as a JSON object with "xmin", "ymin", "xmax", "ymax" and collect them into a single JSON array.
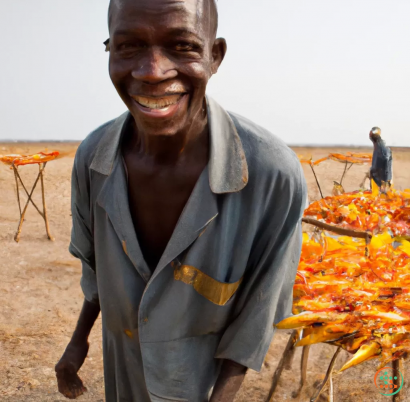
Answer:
[{"xmin": 56, "ymin": 374, "xmax": 87, "ymax": 399}]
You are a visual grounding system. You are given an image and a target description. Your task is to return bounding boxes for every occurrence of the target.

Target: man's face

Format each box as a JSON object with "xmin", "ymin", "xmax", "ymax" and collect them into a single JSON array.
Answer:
[{"xmin": 108, "ymin": 0, "xmax": 225, "ymax": 137}]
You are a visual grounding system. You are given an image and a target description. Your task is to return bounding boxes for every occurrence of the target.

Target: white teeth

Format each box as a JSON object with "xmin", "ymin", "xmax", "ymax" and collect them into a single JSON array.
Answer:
[{"xmin": 133, "ymin": 95, "xmax": 182, "ymax": 109}]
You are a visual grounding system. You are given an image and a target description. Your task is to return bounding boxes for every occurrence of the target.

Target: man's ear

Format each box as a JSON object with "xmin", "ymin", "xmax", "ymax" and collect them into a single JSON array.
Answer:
[
  {"xmin": 104, "ymin": 39, "xmax": 110, "ymax": 52},
  {"xmin": 211, "ymin": 38, "xmax": 227, "ymax": 74}
]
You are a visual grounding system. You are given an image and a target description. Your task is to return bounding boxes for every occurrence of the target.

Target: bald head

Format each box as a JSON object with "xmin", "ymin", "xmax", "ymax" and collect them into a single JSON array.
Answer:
[{"xmin": 109, "ymin": 0, "xmax": 218, "ymax": 39}]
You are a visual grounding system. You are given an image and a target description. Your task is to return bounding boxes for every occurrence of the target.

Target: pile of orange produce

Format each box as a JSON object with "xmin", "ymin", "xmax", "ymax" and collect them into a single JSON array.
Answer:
[{"xmin": 277, "ymin": 186, "xmax": 410, "ymax": 371}]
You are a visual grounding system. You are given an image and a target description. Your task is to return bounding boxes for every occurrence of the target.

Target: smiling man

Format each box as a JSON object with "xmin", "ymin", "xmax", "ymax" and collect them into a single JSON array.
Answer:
[{"xmin": 55, "ymin": 0, "xmax": 307, "ymax": 401}]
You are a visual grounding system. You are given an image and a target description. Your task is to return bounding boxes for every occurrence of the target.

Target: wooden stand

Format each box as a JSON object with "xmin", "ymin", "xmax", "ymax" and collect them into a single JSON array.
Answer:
[
  {"xmin": 393, "ymin": 358, "xmax": 404, "ymax": 402},
  {"xmin": 310, "ymin": 347, "xmax": 341, "ymax": 402},
  {"xmin": 12, "ymin": 162, "xmax": 54, "ymax": 242},
  {"xmin": 267, "ymin": 330, "xmax": 299, "ymax": 401}
]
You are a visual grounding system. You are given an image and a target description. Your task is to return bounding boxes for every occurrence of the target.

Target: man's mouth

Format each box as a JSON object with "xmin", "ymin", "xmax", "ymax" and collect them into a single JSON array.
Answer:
[{"xmin": 130, "ymin": 94, "xmax": 186, "ymax": 114}]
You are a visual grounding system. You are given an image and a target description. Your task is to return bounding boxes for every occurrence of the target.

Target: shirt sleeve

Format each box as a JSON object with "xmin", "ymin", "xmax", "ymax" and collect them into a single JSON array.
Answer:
[
  {"xmin": 215, "ymin": 164, "xmax": 307, "ymax": 372},
  {"xmin": 68, "ymin": 148, "xmax": 99, "ymax": 305}
]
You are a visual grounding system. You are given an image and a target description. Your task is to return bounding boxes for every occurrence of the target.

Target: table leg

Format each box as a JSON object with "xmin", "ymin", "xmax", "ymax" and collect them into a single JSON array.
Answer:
[
  {"xmin": 292, "ymin": 345, "xmax": 311, "ymax": 398},
  {"xmin": 393, "ymin": 358, "xmax": 404, "ymax": 402},
  {"xmin": 310, "ymin": 347, "xmax": 341, "ymax": 402},
  {"xmin": 267, "ymin": 330, "xmax": 299, "ymax": 402},
  {"xmin": 40, "ymin": 163, "xmax": 54, "ymax": 241},
  {"xmin": 15, "ymin": 167, "xmax": 44, "ymax": 218},
  {"xmin": 14, "ymin": 170, "xmax": 42, "ymax": 242},
  {"xmin": 329, "ymin": 372, "xmax": 334, "ymax": 402},
  {"xmin": 13, "ymin": 165, "xmax": 22, "ymax": 218}
]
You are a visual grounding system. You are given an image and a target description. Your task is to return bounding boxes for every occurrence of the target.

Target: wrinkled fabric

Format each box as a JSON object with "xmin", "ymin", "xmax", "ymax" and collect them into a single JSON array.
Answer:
[{"xmin": 69, "ymin": 96, "xmax": 307, "ymax": 402}]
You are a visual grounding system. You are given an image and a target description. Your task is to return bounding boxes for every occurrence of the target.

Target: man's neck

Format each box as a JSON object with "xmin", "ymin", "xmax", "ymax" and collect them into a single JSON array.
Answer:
[{"xmin": 124, "ymin": 112, "xmax": 209, "ymax": 167}]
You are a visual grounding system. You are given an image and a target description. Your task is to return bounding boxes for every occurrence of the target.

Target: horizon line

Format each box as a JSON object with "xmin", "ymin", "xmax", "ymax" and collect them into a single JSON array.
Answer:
[{"xmin": 0, "ymin": 140, "xmax": 409, "ymax": 149}]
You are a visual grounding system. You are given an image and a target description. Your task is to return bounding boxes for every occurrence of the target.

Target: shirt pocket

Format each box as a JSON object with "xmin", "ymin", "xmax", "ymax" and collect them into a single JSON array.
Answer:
[{"xmin": 173, "ymin": 263, "xmax": 243, "ymax": 306}]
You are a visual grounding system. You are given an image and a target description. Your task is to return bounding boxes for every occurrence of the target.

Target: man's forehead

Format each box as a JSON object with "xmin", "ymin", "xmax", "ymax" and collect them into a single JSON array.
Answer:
[
  {"xmin": 109, "ymin": 0, "xmax": 218, "ymax": 38},
  {"xmin": 110, "ymin": 0, "xmax": 209, "ymax": 18}
]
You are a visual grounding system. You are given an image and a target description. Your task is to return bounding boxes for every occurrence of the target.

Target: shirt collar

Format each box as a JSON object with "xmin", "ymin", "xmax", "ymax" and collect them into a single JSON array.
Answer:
[{"xmin": 90, "ymin": 95, "xmax": 249, "ymax": 194}]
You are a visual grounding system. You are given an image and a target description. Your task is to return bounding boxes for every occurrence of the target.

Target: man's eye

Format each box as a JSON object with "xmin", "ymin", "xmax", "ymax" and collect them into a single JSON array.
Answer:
[
  {"xmin": 116, "ymin": 42, "xmax": 147, "ymax": 54},
  {"xmin": 118, "ymin": 43, "xmax": 138, "ymax": 50},
  {"xmin": 174, "ymin": 43, "xmax": 195, "ymax": 52}
]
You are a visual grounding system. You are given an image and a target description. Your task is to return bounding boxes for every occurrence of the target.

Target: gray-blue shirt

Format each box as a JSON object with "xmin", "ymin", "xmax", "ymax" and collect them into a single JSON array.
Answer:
[{"xmin": 69, "ymin": 96, "xmax": 307, "ymax": 402}]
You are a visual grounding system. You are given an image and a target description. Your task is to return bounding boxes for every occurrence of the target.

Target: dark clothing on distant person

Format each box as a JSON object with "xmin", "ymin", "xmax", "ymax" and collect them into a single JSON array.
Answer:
[{"xmin": 370, "ymin": 136, "xmax": 392, "ymax": 187}]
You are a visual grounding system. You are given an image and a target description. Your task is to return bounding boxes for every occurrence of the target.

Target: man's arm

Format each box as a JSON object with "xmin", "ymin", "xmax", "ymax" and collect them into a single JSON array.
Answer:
[
  {"xmin": 56, "ymin": 144, "xmax": 99, "ymax": 399},
  {"xmin": 55, "ymin": 299, "xmax": 100, "ymax": 399},
  {"xmin": 213, "ymin": 161, "xmax": 307, "ymax": 383},
  {"xmin": 210, "ymin": 360, "xmax": 247, "ymax": 402}
]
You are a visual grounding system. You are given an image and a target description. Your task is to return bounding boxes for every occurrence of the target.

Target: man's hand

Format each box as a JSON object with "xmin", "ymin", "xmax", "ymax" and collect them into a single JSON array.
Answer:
[
  {"xmin": 55, "ymin": 299, "xmax": 100, "ymax": 399},
  {"xmin": 55, "ymin": 340, "xmax": 89, "ymax": 399},
  {"xmin": 210, "ymin": 360, "xmax": 247, "ymax": 402}
]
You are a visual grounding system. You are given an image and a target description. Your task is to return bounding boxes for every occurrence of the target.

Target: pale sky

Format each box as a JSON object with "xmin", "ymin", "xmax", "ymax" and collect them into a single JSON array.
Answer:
[{"xmin": 1, "ymin": 0, "xmax": 409, "ymax": 146}]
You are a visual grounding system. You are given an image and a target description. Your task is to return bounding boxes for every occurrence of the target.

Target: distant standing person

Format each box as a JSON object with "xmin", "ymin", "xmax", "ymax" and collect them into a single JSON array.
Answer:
[
  {"xmin": 369, "ymin": 127, "xmax": 393, "ymax": 192},
  {"xmin": 55, "ymin": 0, "xmax": 307, "ymax": 401}
]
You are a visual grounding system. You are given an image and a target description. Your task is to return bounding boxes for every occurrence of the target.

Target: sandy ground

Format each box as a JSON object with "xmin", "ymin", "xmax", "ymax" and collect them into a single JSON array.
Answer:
[{"xmin": 0, "ymin": 142, "xmax": 409, "ymax": 402}]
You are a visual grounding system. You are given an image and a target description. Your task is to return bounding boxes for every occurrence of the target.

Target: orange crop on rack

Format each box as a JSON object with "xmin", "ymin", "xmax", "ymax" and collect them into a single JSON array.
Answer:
[
  {"xmin": 304, "ymin": 188, "xmax": 410, "ymax": 237},
  {"xmin": 277, "ymin": 187, "xmax": 410, "ymax": 371},
  {"xmin": 298, "ymin": 152, "xmax": 372, "ymax": 167},
  {"xmin": 0, "ymin": 151, "xmax": 60, "ymax": 167}
]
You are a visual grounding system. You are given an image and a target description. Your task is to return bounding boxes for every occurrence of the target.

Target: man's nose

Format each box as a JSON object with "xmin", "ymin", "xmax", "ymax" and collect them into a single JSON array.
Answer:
[{"xmin": 131, "ymin": 47, "xmax": 177, "ymax": 84}]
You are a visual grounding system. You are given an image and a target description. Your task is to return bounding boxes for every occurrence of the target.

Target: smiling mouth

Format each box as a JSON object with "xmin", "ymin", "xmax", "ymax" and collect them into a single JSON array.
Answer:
[{"xmin": 131, "ymin": 94, "xmax": 185, "ymax": 111}]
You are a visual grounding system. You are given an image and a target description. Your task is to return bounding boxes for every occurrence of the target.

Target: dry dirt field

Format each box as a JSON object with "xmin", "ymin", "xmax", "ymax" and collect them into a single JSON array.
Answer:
[{"xmin": 0, "ymin": 142, "xmax": 409, "ymax": 402}]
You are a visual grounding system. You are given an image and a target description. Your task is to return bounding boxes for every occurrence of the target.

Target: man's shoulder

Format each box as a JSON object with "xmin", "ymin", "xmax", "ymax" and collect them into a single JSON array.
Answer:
[
  {"xmin": 75, "ymin": 118, "xmax": 117, "ymax": 167},
  {"xmin": 228, "ymin": 111, "xmax": 301, "ymax": 183}
]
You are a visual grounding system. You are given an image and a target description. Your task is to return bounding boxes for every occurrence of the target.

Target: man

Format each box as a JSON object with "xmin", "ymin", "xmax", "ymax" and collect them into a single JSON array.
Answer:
[
  {"xmin": 369, "ymin": 127, "xmax": 393, "ymax": 192},
  {"xmin": 55, "ymin": 0, "xmax": 307, "ymax": 401}
]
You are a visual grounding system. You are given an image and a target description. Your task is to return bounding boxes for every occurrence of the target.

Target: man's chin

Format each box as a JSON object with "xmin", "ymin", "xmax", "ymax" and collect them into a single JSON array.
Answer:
[{"xmin": 130, "ymin": 112, "xmax": 192, "ymax": 138}]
